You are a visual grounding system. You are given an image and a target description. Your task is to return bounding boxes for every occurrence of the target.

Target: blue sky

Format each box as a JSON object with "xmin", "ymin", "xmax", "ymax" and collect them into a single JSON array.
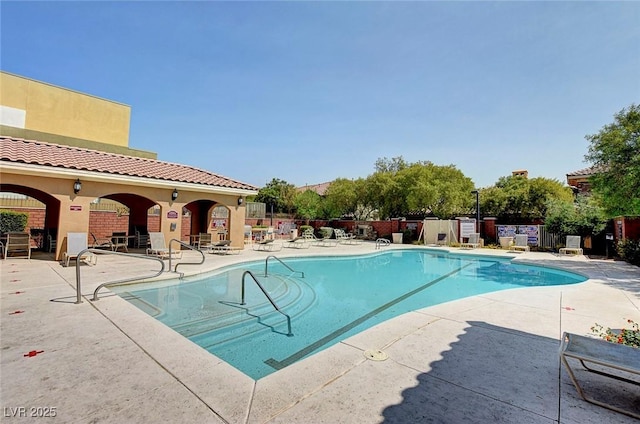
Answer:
[{"xmin": 2, "ymin": 1, "xmax": 638, "ymax": 189}]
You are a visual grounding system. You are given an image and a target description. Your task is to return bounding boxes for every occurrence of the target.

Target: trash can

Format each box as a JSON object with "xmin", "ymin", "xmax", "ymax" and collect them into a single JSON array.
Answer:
[
  {"xmin": 290, "ymin": 229, "xmax": 298, "ymax": 240},
  {"xmin": 392, "ymin": 232, "xmax": 403, "ymax": 244}
]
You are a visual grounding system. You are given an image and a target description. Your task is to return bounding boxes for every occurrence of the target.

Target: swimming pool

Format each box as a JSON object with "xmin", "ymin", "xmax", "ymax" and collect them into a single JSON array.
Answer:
[{"xmin": 112, "ymin": 249, "xmax": 586, "ymax": 379}]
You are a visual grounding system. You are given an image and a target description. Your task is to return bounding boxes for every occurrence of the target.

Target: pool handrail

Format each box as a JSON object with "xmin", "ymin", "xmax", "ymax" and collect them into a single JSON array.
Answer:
[
  {"xmin": 241, "ymin": 270, "xmax": 293, "ymax": 336},
  {"xmin": 168, "ymin": 238, "xmax": 205, "ymax": 275},
  {"xmin": 375, "ymin": 238, "xmax": 391, "ymax": 249},
  {"xmin": 264, "ymin": 255, "xmax": 304, "ymax": 278},
  {"xmin": 71, "ymin": 248, "xmax": 165, "ymax": 303}
]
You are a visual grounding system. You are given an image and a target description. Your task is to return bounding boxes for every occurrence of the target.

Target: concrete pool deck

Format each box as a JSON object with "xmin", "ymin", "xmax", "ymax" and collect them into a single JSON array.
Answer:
[{"xmin": 1, "ymin": 242, "xmax": 639, "ymax": 423}]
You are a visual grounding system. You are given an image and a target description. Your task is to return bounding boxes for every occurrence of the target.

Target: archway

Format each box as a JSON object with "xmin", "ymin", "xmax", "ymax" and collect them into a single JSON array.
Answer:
[{"xmin": 0, "ymin": 184, "xmax": 61, "ymax": 252}]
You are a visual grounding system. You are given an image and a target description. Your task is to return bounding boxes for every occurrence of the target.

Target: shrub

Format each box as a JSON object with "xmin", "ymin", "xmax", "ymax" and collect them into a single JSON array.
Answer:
[
  {"xmin": 616, "ymin": 238, "xmax": 640, "ymax": 267},
  {"xmin": 0, "ymin": 210, "xmax": 28, "ymax": 233},
  {"xmin": 299, "ymin": 225, "xmax": 313, "ymax": 236},
  {"xmin": 591, "ymin": 319, "xmax": 639, "ymax": 348}
]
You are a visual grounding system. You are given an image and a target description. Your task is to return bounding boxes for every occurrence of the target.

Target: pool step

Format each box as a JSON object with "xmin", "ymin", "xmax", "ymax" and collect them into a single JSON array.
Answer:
[{"xmin": 187, "ymin": 274, "xmax": 316, "ymax": 348}]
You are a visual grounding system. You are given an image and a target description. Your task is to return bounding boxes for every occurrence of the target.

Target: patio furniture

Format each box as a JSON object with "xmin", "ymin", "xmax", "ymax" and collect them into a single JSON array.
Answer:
[
  {"xmin": 2, "ymin": 232, "xmax": 32, "ymax": 260},
  {"xmin": 334, "ymin": 229, "xmax": 361, "ymax": 245},
  {"xmin": 90, "ymin": 233, "xmax": 113, "ymax": 250},
  {"xmin": 252, "ymin": 239, "xmax": 282, "ymax": 252},
  {"xmin": 197, "ymin": 232, "xmax": 212, "ymax": 250},
  {"xmin": 509, "ymin": 234, "xmax": 530, "ymax": 252},
  {"xmin": 284, "ymin": 236, "xmax": 311, "ymax": 249},
  {"xmin": 110, "ymin": 232, "xmax": 129, "ymax": 252},
  {"xmin": 134, "ymin": 230, "xmax": 149, "ymax": 249},
  {"xmin": 147, "ymin": 232, "xmax": 181, "ymax": 259},
  {"xmin": 208, "ymin": 240, "xmax": 241, "ymax": 255},
  {"xmin": 460, "ymin": 233, "xmax": 481, "ymax": 249},
  {"xmin": 436, "ymin": 233, "xmax": 447, "ymax": 246},
  {"xmin": 560, "ymin": 236, "xmax": 583, "ymax": 255},
  {"xmin": 560, "ymin": 332, "xmax": 640, "ymax": 419},
  {"xmin": 243, "ymin": 225, "xmax": 252, "ymax": 244},
  {"xmin": 63, "ymin": 232, "xmax": 97, "ymax": 267},
  {"xmin": 304, "ymin": 228, "xmax": 338, "ymax": 247},
  {"xmin": 47, "ymin": 234, "xmax": 57, "ymax": 253}
]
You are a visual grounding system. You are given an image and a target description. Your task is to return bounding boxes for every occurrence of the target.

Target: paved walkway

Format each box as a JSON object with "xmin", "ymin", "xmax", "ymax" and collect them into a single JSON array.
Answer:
[{"xmin": 1, "ymin": 242, "xmax": 638, "ymax": 423}]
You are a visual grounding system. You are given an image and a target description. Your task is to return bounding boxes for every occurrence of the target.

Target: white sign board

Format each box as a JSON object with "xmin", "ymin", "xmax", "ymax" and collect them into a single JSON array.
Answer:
[{"xmin": 459, "ymin": 219, "xmax": 476, "ymax": 238}]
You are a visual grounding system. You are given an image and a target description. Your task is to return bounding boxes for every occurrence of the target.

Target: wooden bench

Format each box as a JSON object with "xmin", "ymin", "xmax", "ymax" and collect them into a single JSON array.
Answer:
[
  {"xmin": 2, "ymin": 232, "xmax": 32, "ymax": 259},
  {"xmin": 560, "ymin": 332, "xmax": 640, "ymax": 419}
]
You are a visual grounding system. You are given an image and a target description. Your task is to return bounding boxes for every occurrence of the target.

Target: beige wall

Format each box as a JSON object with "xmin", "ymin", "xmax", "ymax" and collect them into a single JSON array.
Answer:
[
  {"xmin": 0, "ymin": 169, "xmax": 249, "ymax": 260},
  {"xmin": 1, "ymin": 72, "xmax": 131, "ymax": 147}
]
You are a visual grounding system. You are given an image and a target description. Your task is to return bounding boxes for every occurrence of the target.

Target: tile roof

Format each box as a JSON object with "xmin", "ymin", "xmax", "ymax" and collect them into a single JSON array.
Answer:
[
  {"xmin": 0, "ymin": 136, "xmax": 258, "ymax": 191},
  {"xmin": 296, "ymin": 181, "xmax": 332, "ymax": 196},
  {"xmin": 566, "ymin": 165, "xmax": 605, "ymax": 177}
]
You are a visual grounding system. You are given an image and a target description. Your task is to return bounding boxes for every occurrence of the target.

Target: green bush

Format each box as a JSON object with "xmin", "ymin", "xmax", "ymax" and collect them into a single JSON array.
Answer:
[
  {"xmin": 0, "ymin": 210, "xmax": 28, "ymax": 233},
  {"xmin": 300, "ymin": 225, "xmax": 313, "ymax": 236},
  {"xmin": 617, "ymin": 239, "xmax": 640, "ymax": 267}
]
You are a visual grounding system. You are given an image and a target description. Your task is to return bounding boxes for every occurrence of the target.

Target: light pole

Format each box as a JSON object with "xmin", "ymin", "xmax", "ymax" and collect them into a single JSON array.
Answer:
[{"xmin": 471, "ymin": 190, "xmax": 480, "ymax": 232}]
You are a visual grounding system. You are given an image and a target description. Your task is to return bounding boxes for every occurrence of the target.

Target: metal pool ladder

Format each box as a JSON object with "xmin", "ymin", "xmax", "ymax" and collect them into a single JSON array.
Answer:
[
  {"xmin": 241, "ymin": 270, "xmax": 293, "ymax": 336},
  {"xmin": 375, "ymin": 238, "xmax": 391, "ymax": 249},
  {"xmin": 264, "ymin": 255, "xmax": 304, "ymax": 278}
]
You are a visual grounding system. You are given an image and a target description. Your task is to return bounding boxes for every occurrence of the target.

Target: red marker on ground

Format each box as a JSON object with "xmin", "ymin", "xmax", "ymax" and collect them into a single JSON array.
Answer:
[{"xmin": 24, "ymin": 350, "xmax": 44, "ymax": 357}]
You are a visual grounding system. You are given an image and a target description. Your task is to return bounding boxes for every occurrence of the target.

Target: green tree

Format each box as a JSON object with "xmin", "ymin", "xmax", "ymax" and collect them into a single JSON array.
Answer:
[
  {"xmin": 480, "ymin": 175, "xmax": 573, "ymax": 222},
  {"xmin": 294, "ymin": 190, "xmax": 323, "ymax": 222},
  {"xmin": 324, "ymin": 178, "xmax": 357, "ymax": 218},
  {"xmin": 544, "ymin": 195, "xmax": 607, "ymax": 239},
  {"xmin": 585, "ymin": 104, "xmax": 640, "ymax": 216},
  {"xmin": 255, "ymin": 178, "xmax": 296, "ymax": 213}
]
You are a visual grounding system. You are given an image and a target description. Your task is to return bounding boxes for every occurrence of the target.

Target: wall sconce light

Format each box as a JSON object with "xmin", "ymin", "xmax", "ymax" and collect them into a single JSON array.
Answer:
[
  {"xmin": 171, "ymin": 188, "xmax": 178, "ymax": 201},
  {"xmin": 73, "ymin": 179, "xmax": 82, "ymax": 194},
  {"xmin": 237, "ymin": 197, "xmax": 244, "ymax": 205}
]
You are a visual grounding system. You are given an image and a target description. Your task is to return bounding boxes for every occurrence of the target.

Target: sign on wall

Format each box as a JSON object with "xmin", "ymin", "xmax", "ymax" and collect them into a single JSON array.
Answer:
[
  {"xmin": 459, "ymin": 219, "xmax": 476, "ymax": 238},
  {"xmin": 167, "ymin": 210, "xmax": 179, "ymax": 219},
  {"xmin": 70, "ymin": 205, "xmax": 82, "ymax": 211}
]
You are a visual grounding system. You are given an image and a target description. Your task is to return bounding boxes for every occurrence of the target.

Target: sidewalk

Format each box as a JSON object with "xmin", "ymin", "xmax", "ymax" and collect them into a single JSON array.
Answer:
[{"xmin": 1, "ymin": 244, "xmax": 638, "ymax": 423}]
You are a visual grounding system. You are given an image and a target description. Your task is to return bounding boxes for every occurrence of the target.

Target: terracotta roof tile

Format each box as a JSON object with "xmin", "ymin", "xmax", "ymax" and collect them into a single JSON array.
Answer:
[
  {"xmin": 296, "ymin": 182, "xmax": 332, "ymax": 196},
  {"xmin": 0, "ymin": 136, "xmax": 258, "ymax": 191},
  {"xmin": 566, "ymin": 165, "xmax": 605, "ymax": 177}
]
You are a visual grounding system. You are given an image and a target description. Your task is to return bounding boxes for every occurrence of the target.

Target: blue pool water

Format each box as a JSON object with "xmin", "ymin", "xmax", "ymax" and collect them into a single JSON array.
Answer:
[{"xmin": 112, "ymin": 249, "xmax": 586, "ymax": 379}]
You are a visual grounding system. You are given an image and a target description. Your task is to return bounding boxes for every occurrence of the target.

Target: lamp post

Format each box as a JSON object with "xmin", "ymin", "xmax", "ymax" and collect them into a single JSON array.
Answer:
[{"xmin": 471, "ymin": 190, "xmax": 480, "ymax": 232}]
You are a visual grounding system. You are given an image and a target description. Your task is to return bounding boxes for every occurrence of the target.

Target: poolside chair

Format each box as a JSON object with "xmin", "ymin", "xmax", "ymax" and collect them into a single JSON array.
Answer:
[
  {"xmin": 47, "ymin": 233, "xmax": 57, "ymax": 253},
  {"xmin": 460, "ymin": 233, "xmax": 481, "ymax": 249},
  {"xmin": 284, "ymin": 236, "xmax": 311, "ymax": 249},
  {"xmin": 252, "ymin": 238, "xmax": 282, "ymax": 252},
  {"xmin": 305, "ymin": 228, "xmax": 338, "ymax": 247},
  {"xmin": 90, "ymin": 233, "xmax": 113, "ymax": 250},
  {"xmin": 509, "ymin": 234, "xmax": 530, "ymax": 252},
  {"xmin": 334, "ymin": 229, "xmax": 361, "ymax": 245},
  {"xmin": 243, "ymin": 225, "xmax": 252, "ymax": 244},
  {"xmin": 134, "ymin": 230, "xmax": 149, "ymax": 249},
  {"xmin": 147, "ymin": 232, "xmax": 181, "ymax": 259},
  {"xmin": 2, "ymin": 232, "xmax": 32, "ymax": 260},
  {"xmin": 197, "ymin": 232, "xmax": 212, "ymax": 250},
  {"xmin": 208, "ymin": 239, "xmax": 241, "ymax": 255},
  {"xmin": 559, "ymin": 236, "xmax": 583, "ymax": 255},
  {"xmin": 436, "ymin": 233, "xmax": 447, "ymax": 246},
  {"xmin": 63, "ymin": 232, "xmax": 97, "ymax": 267}
]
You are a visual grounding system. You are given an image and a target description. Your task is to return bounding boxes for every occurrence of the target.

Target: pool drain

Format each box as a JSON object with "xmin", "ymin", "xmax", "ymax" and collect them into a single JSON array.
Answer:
[{"xmin": 364, "ymin": 349, "xmax": 388, "ymax": 361}]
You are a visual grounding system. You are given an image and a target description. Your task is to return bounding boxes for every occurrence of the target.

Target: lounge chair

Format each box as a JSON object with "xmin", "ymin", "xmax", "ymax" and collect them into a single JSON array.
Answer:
[
  {"xmin": 2, "ymin": 232, "xmax": 32, "ymax": 260},
  {"xmin": 208, "ymin": 240, "xmax": 241, "ymax": 255},
  {"xmin": 460, "ymin": 233, "xmax": 481, "ymax": 249},
  {"xmin": 509, "ymin": 234, "xmax": 530, "ymax": 252},
  {"xmin": 90, "ymin": 233, "xmax": 113, "ymax": 250},
  {"xmin": 147, "ymin": 232, "xmax": 181, "ymax": 259},
  {"xmin": 560, "ymin": 236, "xmax": 583, "ymax": 255},
  {"xmin": 197, "ymin": 232, "xmax": 212, "ymax": 250},
  {"xmin": 304, "ymin": 228, "xmax": 338, "ymax": 247},
  {"xmin": 252, "ymin": 238, "xmax": 282, "ymax": 252},
  {"xmin": 560, "ymin": 332, "xmax": 640, "ymax": 419},
  {"xmin": 334, "ymin": 229, "xmax": 361, "ymax": 245},
  {"xmin": 63, "ymin": 232, "xmax": 97, "ymax": 267},
  {"xmin": 243, "ymin": 225, "xmax": 252, "ymax": 244},
  {"xmin": 284, "ymin": 236, "xmax": 311, "ymax": 249}
]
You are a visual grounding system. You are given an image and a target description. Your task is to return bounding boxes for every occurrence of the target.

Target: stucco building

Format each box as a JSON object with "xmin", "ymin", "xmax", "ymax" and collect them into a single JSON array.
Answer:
[{"xmin": 0, "ymin": 71, "xmax": 258, "ymax": 259}]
